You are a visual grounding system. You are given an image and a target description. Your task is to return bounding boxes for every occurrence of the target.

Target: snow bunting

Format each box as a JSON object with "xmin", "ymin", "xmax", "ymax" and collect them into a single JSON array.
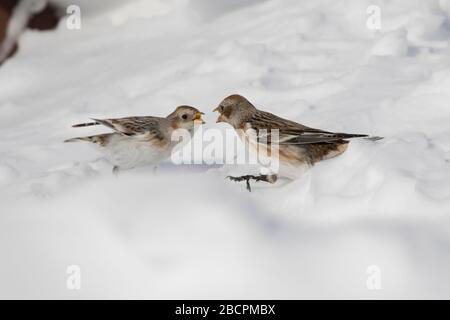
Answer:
[
  {"xmin": 65, "ymin": 106, "xmax": 205, "ymax": 174},
  {"xmin": 214, "ymin": 94, "xmax": 380, "ymax": 191}
]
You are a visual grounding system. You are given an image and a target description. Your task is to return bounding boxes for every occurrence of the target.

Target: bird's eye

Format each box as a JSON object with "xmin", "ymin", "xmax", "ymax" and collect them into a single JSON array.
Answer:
[{"xmin": 181, "ymin": 114, "xmax": 188, "ymax": 120}]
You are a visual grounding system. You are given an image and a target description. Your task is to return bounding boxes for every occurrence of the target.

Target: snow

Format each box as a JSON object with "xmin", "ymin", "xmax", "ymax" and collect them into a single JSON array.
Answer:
[{"xmin": 0, "ymin": 0, "xmax": 449, "ymax": 298}]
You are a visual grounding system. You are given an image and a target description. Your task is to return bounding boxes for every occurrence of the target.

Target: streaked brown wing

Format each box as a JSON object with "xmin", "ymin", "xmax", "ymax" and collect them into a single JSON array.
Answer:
[
  {"xmin": 249, "ymin": 110, "xmax": 367, "ymax": 145},
  {"xmin": 92, "ymin": 116, "xmax": 164, "ymax": 137},
  {"xmin": 250, "ymin": 110, "xmax": 323, "ymax": 131}
]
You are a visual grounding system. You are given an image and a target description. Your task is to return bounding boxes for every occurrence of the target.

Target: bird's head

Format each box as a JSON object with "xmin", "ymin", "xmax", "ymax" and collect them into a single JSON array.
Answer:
[
  {"xmin": 167, "ymin": 105, "xmax": 205, "ymax": 130},
  {"xmin": 213, "ymin": 94, "xmax": 256, "ymax": 128}
]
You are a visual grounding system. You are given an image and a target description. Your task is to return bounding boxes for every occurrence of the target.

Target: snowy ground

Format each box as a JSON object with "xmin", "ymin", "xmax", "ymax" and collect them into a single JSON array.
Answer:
[{"xmin": 0, "ymin": 0, "xmax": 450, "ymax": 299}]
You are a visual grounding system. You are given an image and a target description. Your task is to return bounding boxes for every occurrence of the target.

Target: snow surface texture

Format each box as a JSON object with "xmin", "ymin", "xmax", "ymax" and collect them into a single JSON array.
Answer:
[{"xmin": 0, "ymin": 0, "xmax": 450, "ymax": 299}]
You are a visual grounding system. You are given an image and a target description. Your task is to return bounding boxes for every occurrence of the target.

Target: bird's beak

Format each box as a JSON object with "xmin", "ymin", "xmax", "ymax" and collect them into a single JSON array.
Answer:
[
  {"xmin": 213, "ymin": 106, "xmax": 224, "ymax": 123},
  {"xmin": 193, "ymin": 112, "xmax": 205, "ymax": 124}
]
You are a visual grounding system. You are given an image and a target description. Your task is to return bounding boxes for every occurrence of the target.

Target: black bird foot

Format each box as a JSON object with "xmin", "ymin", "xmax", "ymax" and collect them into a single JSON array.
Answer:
[{"xmin": 226, "ymin": 174, "xmax": 277, "ymax": 192}]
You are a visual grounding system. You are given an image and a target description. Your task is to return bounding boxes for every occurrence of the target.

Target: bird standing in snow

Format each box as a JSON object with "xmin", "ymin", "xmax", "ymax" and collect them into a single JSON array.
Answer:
[
  {"xmin": 214, "ymin": 94, "xmax": 380, "ymax": 191},
  {"xmin": 65, "ymin": 106, "xmax": 205, "ymax": 174}
]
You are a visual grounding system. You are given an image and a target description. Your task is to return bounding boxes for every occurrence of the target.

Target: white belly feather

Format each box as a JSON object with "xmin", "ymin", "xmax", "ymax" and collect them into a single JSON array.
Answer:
[{"xmin": 100, "ymin": 135, "xmax": 169, "ymax": 169}]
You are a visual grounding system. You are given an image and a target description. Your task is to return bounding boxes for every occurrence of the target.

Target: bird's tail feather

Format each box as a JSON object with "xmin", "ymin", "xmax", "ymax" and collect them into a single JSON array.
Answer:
[
  {"xmin": 335, "ymin": 133, "xmax": 384, "ymax": 141},
  {"xmin": 364, "ymin": 136, "xmax": 384, "ymax": 141},
  {"xmin": 335, "ymin": 133, "xmax": 368, "ymax": 139},
  {"xmin": 64, "ymin": 133, "xmax": 112, "ymax": 146},
  {"xmin": 64, "ymin": 136, "xmax": 93, "ymax": 143},
  {"xmin": 72, "ymin": 121, "xmax": 99, "ymax": 128}
]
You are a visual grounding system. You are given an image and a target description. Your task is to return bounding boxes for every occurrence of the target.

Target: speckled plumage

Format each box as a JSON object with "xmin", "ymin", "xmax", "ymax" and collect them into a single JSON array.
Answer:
[
  {"xmin": 214, "ymin": 94, "xmax": 376, "ymax": 188},
  {"xmin": 65, "ymin": 106, "xmax": 204, "ymax": 173}
]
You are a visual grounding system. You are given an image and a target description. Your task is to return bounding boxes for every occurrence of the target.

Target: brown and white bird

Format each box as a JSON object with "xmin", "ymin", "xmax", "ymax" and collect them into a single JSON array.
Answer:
[
  {"xmin": 214, "ymin": 94, "xmax": 380, "ymax": 191},
  {"xmin": 65, "ymin": 106, "xmax": 205, "ymax": 174}
]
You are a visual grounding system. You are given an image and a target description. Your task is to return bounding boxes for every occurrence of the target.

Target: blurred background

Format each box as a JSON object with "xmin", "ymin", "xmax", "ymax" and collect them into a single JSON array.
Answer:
[{"xmin": 0, "ymin": 0, "xmax": 449, "ymax": 299}]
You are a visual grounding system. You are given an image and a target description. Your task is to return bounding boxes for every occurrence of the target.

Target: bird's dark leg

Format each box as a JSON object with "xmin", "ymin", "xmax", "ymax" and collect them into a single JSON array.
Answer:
[{"xmin": 226, "ymin": 174, "xmax": 278, "ymax": 192}]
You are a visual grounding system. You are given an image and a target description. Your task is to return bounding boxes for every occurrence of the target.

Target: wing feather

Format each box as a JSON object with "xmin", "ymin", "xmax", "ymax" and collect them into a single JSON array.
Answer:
[
  {"xmin": 248, "ymin": 110, "xmax": 368, "ymax": 145},
  {"xmin": 91, "ymin": 116, "xmax": 164, "ymax": 137}
]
